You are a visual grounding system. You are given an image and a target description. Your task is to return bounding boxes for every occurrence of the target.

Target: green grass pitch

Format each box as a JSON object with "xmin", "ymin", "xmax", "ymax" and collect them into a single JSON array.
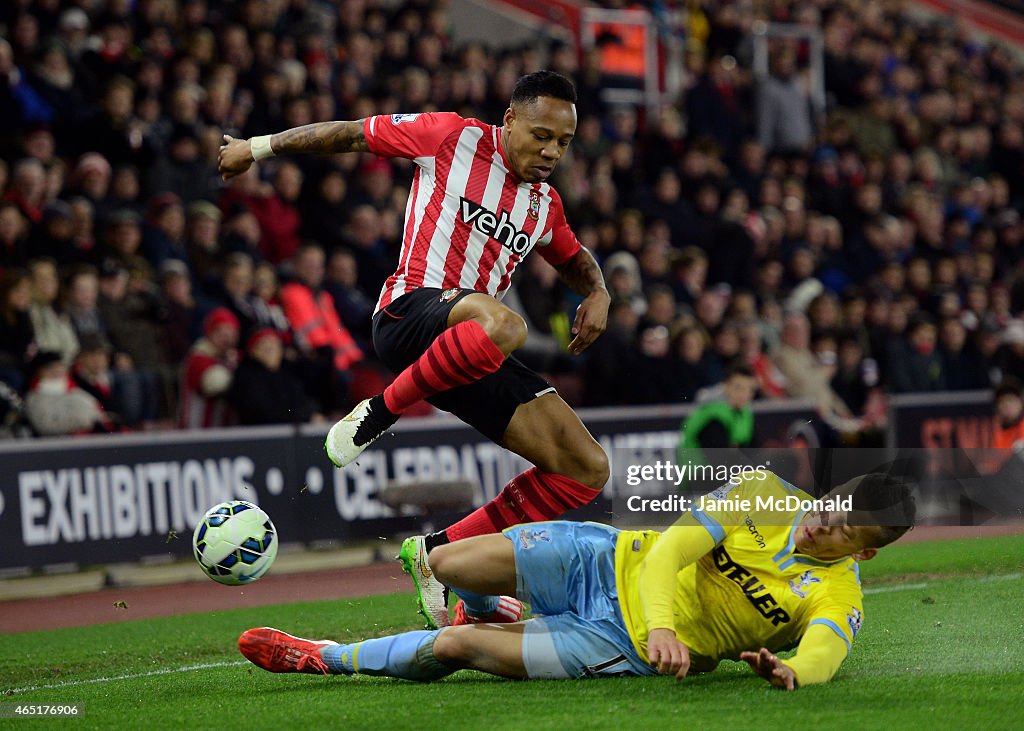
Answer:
[{"xmin": 2, "ymin": 534, "xmax": 1022, "ymax": 731}]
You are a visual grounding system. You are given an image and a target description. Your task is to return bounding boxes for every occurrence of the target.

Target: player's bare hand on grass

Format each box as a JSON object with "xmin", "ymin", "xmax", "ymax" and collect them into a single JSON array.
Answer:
[
  {"xmin": 568, "ymin": 289, "xmax": 609, "ymax": 354},
  {"xmin": 219, "ymin": 135, "xmax": 254, "ymax": 180},
  {"xmin": 647, "ymin": 628, "xmax": 690, "ymax": 679},
  {"xmin": 740, "ymin": 648, "xmax": 796, "ymax": 691}
]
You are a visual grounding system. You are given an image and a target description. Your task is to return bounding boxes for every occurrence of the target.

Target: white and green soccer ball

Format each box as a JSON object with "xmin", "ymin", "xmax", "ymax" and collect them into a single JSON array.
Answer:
[{"xmin": 192, "ymin": 500, "xmax": 278, "ymax": 586}]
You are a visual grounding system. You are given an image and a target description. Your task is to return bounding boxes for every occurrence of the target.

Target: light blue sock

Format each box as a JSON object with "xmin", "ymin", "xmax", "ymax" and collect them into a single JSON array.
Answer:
[
  {"xmin": 320, "ymin": 630, "xmax": 452, "ymax": 681},
  {"xmin": 451, "ymin": 585, "xmax": 500, "ymax": 618}
]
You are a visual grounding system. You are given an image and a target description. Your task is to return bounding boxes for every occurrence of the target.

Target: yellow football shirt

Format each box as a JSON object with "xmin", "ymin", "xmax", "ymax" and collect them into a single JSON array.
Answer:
[{"xmin": 615, "ymin": 471, "xmax": 864, "ymax": 685}]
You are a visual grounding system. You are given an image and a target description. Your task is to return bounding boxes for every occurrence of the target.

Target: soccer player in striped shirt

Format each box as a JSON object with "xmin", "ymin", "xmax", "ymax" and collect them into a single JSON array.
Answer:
[
  {"xmin": 220, "ymin": 72, "xmax": 611, "ymax": 629},
  {"xmin": 238, "ymin": 471, "xmax": 916, "ymax": 688}
]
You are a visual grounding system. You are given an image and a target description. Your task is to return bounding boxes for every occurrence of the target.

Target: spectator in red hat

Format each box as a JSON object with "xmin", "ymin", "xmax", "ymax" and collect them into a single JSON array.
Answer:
[
  {"xmin": 72, "ymin": 153, "xmax": 112, "ymax": 206},
  {"xmin": 229, "ymin": 327, "xmax": 321, "ymax": 425},
  {"xmin": 353, "ymin": 157, "xmax": 394, "ymax": 210},
  {"xmin": 178, "ymin": 306, "xmax": 239, "ymax": 429}
]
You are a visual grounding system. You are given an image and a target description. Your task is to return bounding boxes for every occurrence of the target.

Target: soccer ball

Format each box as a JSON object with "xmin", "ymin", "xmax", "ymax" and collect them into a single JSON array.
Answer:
[{"xmin": 192, "ymin": 501, "xmax": 278, "ymax": 586}]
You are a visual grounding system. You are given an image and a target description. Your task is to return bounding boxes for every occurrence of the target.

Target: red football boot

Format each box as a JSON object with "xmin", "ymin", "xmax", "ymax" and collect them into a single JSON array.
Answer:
[{"xmin": 238, "ymin": 627, "xmax": 337, "ymax": 674}]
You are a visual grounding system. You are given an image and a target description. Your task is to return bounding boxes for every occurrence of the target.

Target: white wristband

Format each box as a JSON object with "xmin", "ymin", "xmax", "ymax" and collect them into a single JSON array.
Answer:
[{"xmin": 250, "ymin": 135, "xmax": 275, "ymax": 161}]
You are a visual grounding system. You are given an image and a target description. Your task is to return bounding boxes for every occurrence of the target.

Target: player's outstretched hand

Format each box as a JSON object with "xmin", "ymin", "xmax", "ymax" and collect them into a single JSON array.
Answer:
[
  {"xmin": 647, "ymin": 628, "xmax": 690, "ymax": 680},
  {"xmin": 568, "ymin": 289, "xmax": 609, "ymax": 355},
  {"xmin": 740, "ymin": 647, "xmax": 796, "ymax": 691},
  {"xmin": 219, "ymin": 134, "xmax": 254, "ymax": 180}
]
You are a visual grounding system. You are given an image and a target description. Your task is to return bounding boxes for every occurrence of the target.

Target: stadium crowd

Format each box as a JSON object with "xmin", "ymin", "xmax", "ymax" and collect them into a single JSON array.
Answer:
[{"xmin": 0, "ymin": 0, "xmax": 1022, "ymax": 439}]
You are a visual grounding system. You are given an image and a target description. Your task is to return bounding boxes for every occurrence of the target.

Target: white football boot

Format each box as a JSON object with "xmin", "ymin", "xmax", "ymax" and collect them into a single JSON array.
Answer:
[
  {"xmin": 397, "ymin": 536, "xmax": 450, "ymax": 629},
  {"xmin": 325, "ymin": 396, "xmax": 399, "ymax": 468}
]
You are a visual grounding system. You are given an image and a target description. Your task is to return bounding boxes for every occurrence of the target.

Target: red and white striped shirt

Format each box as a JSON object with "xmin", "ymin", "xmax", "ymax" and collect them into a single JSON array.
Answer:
[{"xmin": 363, "ymin": 113, "xmax": 582, "ymax": 313}]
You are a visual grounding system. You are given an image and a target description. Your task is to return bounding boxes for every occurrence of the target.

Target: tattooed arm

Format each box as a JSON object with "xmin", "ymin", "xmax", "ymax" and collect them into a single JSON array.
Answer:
[
  {"xmin": 218, "ymin": 121, "xmax": 368, "ymax": 180},
  {"xmin": 554, "ymin": 247, "xmax": 610, "ymax": 354},
  {"xmin": 555, "ymin": 247, "xmax": 607, "ymax": 298}
]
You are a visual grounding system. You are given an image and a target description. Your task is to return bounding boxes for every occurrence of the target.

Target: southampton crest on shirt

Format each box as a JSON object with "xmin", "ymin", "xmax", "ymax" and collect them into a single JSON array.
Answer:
[{"xmin": 528, "ymin": 189, "xmax": 541, "ymax": 220}]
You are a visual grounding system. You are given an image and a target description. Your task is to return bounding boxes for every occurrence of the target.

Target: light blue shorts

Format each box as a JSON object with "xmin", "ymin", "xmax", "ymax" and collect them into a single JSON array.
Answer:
[{"xmin": 503, "ymin": 521, "xmax": 656, "ymax": 680}]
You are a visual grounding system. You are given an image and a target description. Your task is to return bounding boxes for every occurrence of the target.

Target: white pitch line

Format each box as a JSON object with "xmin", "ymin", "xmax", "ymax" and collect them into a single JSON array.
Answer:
[
  {"xmin": 975, "ymin": 571, "xmax": 1023, "ymax": 583},
  {"xmin": 864, "ymin": 583, "xmax": 929, "ymax": 594},
  {"xmin": 5, "ymin": 574, "xmax": 1023, "ymax": 695},
  {"xmin": 863, "ymin": 572, "xmax": 1022, "ymax": 595},
  {"xmin": 4, "ymin": 659, "xmax": 249, "ymax": 695}
]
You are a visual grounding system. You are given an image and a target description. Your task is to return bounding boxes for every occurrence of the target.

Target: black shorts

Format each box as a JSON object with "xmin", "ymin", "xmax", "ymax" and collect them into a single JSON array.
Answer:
[{"xmin": 372, "ymin": 287, "xmax": 555, "ymax": 444}]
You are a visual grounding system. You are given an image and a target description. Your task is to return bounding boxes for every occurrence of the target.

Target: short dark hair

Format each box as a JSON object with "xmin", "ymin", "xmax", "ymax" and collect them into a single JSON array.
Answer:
[
  {"xmin": 995, "ymin": 377, "xmax": 1024, "ymax": 401},
  {"xmin": 510, "ymin": 70, "xmax": 577, "ymax": 106},
  {"xmin": 908, "ymin": 313, "xmax": 935, "ymax": 334},
  {"xmin": 847, "ymin": 472, "xmax": 917, "ymax": 547},
  {"xmin": 725, "ymin": 363, "xmax": 756, "ymax": 381}
]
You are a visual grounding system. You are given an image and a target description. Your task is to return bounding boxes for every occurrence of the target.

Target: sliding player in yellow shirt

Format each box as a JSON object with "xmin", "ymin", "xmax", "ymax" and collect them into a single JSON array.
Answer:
[{"xmin": 238, "ymin": 470, "xmax": 915, "ymax": 690}]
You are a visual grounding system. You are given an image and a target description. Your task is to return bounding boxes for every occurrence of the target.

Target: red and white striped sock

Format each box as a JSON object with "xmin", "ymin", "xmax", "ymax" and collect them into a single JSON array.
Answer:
[
  {"xmin": 445, "ymin": 467, "xmax": 601, "ymax": 541},
  {"xmin": 452, "ymin": 595, "xmax": 525, "ymax": 625},
  {"xmin": 383, "ymin": 320, "xmax": 505, "ymax": 414}
]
